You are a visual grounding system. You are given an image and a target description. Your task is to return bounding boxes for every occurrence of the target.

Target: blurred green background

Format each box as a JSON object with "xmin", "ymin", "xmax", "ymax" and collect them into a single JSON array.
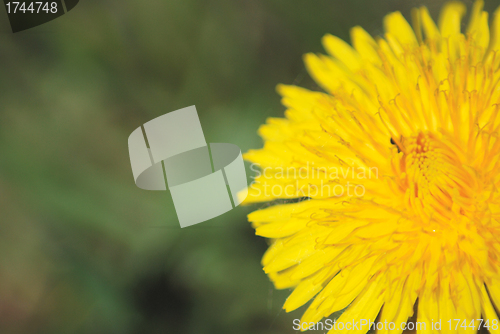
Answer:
[{"xmin": 0, "ymin": 0, "xmax": 487, "ymax": 333}]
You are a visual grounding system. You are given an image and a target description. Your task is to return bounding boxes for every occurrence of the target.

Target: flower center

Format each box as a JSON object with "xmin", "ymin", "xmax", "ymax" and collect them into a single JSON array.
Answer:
[{"xmin": 397, "ymin": 133, "xmax": 478, "ymax": 228}]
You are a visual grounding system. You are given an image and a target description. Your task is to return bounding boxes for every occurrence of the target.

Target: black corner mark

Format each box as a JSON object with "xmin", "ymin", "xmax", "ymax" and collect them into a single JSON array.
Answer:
[
  {"xmin": 3, "ymin": 0, "xmax": 79, "ymax": 33},
  {"xmin": 64, "ymin": 0, "xmax": 77, "ymax": 11}
]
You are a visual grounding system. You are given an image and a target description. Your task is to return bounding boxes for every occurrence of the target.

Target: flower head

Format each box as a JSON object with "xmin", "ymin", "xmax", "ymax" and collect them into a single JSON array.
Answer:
[{"xmin": 244, "ymin": 1, "xmax": 500, "ymax": 333}]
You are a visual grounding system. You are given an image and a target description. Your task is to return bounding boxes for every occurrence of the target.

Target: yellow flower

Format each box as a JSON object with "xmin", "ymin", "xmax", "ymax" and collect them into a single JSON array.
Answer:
[{"xmin": 243, "ymin": 1, "xmax": 500, "ymax": 333}]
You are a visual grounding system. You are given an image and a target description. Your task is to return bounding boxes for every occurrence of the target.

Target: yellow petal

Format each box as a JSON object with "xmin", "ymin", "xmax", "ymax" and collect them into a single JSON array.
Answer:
[
  {"xmin": 438, "ymin": 1, "xmax": 466, "ymax": 38},
  {"xmin": 284, "ymin": 269, "xmax": 332, "ymax": 312},
  {"xmin": 290, "ymin": 246, "xmax": 345, "ymax": 280},
  {"xmin": 466, "ymin": 0, "xmax": 489, "ymax": 51},
  {"xmin": 328, "ymin": 275, "xmax": 385, "ymax": 334},
  {"xmin": 255, "ymin": 217, "xmax": 309, "ymax": 238},
  {"xmin": 438, "ymin": 1, "xmax": 466, "ymax": 63},
  {"xmin": 420, "ymin": 6, "xmax": 440, "ymax": 41},
  {"xmin": 322, "ymin": 34, "xmax": 362, "ymax": 72},
  {"xmin": 350, "ymin": 26, "xmax": 381, "ymax": 65},
  {"xmin": 485, "ymin": 279, "xmax": 500, "ymax": 314},
  {"xmin": 268, "ymin": 268, "xmax": 301, "ymax": 289},
  {"xmin": 488, "ymin": 5, "xmax": 500, "ymax": 52},
  {"xmin": 384, "ymin": 11, "xmax": 418, "ymax": 47},
  {"xmin": 479, "ymin": 283, "xmax": 500, "ymax": 334}
]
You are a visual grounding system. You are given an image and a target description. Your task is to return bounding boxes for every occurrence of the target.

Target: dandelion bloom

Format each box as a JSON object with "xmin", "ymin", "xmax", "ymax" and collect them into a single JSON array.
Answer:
[{"xmin": 243, "ymin": 1, "xmax": 500, "ymax": 333}]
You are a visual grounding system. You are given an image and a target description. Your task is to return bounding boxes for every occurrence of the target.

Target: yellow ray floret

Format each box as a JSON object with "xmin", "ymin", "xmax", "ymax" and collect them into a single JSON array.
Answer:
[{"xmin": 243, "ymin": 1, "xmax": 500, "ymax": 334}]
